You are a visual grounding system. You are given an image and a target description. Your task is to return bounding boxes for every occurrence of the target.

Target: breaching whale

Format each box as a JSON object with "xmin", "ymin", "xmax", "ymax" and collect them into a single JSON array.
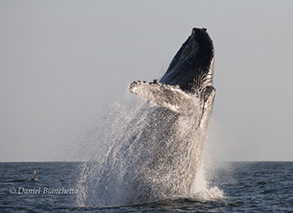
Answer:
[
  {"xmin": 127, "ymin": 27, "xmax": 216, "ymax": 202},
  {"xmin": 78, "ymin": 27, "xmax": 216, "ymax": 206}
]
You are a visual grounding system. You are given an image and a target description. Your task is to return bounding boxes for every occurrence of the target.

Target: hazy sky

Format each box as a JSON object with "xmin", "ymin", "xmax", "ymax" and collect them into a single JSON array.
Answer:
[{"xmin": 1, "ymin": 0, "xmax": 292, "ymax": 162}]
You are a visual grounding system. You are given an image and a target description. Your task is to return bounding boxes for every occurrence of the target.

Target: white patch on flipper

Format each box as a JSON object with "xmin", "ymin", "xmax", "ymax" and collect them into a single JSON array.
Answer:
[{"xmin": 129, "ymin": 81, "xmax": 199, "ymax": 114}]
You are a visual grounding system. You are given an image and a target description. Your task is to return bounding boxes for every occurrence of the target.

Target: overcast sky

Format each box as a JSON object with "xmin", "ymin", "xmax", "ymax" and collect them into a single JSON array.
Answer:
[{"xmin": 1, "ymin": 0, "xmax": 292, "ymax": 162}]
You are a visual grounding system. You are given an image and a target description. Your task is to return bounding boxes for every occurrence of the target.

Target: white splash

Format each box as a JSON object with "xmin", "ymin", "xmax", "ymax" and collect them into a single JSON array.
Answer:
[{"xmin": 76, "ymin": 89, "xmax": 222, "ymax": 207}]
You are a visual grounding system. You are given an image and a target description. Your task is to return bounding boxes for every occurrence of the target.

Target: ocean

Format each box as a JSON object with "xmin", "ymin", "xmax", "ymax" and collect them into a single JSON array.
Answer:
[{"xmin": 1, "ymin": 161, "xmax": 292, "ymax": 212}]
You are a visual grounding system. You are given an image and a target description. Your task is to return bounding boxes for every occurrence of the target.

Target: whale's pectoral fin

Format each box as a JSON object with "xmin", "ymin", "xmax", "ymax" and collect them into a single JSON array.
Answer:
[
  {"xmin": 129, "ymin": 80, "xmax": 197, "ymax": 114},
  {"xmin": 199, "ymin": 86, "xmax": 216, "ymax": 128}
]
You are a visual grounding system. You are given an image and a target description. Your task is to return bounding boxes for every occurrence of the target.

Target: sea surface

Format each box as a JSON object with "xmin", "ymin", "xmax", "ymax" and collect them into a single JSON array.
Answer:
[{"xmin": 0, "ymin": 162, "xmax": 292, "ymax": 212}]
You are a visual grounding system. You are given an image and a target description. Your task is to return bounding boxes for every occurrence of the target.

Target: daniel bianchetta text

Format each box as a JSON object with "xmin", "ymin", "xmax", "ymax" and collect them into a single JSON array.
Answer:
[{"xmin": 9, "ymin": 187, "xmax": 78, "ymax": 195}]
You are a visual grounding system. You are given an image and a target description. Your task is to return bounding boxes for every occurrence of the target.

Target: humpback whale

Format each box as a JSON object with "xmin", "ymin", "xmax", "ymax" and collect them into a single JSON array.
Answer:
[
  {"xmin": 79, "ymin": 27, "xmax": 215, "ymax": 206},
  {"xmin": 127, "ymin": 27, "xmax": 215, "ymax": 202}
]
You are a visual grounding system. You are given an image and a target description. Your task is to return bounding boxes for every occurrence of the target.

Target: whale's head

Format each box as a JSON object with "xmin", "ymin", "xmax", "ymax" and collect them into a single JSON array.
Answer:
[
  {"xmin": 160, "ymin": 27, "xmax": 214, "ymax": 94},
  {"xmin": 129, "ymin": 27, "xmax": 216, "ymax": 113}
]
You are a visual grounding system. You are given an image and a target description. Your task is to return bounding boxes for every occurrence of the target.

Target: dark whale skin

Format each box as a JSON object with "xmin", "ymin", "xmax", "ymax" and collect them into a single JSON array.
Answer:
[{"xmin": 160, "ymin": 28, "xmax": 214, "ymax": 94}]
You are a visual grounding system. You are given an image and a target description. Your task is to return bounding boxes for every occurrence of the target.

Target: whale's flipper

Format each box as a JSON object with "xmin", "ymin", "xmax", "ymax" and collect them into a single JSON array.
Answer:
[
  {"xmin": 129, "ymin": 80, "xmax": 199, "ymax": 114},
  {"xmin": 199, "ymin": 86, "xmax": 216, "ymax": 129}
]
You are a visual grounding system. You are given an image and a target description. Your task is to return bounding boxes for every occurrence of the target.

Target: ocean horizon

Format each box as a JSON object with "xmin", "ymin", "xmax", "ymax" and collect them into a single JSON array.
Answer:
[{"xmin": 1, "ymin": 161, "xmax": 292, "ymax": 212}]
